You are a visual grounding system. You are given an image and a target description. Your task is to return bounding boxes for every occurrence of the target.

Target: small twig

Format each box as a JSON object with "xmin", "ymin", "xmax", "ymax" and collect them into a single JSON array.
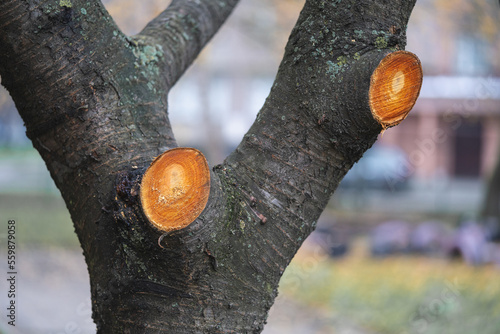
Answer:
[
  {"xmin": 238, "ymin": 188, "xmax": 268, "ymax": 224},
  {"xmin": 157, "ymin": 231, "xmax": 173, "ymax": 249}
]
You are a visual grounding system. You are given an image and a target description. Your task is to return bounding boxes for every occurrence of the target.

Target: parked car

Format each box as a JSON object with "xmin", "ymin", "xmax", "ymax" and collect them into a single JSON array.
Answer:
[
  {"xmin": 339, "ymin": 145, "xmax": 411, "ymax": 191},
  {"xmin": 409, "ymin": 221, "xmax": 452, "ymax": 254},
  {"xmin": 370, "ymin": 220, "xmax": 412, "ymax": 256}
]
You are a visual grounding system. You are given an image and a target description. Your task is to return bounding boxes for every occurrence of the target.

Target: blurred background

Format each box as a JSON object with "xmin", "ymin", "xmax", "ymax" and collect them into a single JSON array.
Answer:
[{"xmin": 1, "ymin": 0, "xmax": 500, "ymax": 333}]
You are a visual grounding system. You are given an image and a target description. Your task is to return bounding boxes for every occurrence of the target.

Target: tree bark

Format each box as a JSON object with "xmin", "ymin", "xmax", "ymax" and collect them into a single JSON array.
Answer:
[{"xmin": 0, "ymin": 0, "xmax": 419, "ymax": 332}]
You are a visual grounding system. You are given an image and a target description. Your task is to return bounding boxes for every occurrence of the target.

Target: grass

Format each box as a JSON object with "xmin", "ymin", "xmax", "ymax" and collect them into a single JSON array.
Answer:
[
  {"xmin": 1, "ymin": 193, "xmax": 79, "ymax": 248},
  {"xmin": 280, "ymin": 239, "xmax": 500, "ymax": 334},
  {"xmin": 0, "ymin": 147, "xmax": 79, "ymax": 248}
]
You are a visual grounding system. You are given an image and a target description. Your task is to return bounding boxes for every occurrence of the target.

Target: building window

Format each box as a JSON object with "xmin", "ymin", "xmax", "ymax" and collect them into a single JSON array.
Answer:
[
  {"xmin": 455, "ymin": 36, "xmax": 490, "ymax": 76},
  {"xmin": 453, "ymin": 118, "xmax": 483, "ymax": 178}
]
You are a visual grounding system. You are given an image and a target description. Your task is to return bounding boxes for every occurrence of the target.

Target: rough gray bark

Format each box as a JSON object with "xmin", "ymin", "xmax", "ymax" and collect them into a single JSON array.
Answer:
[{"xmin": 0, "ymin": 0, "xmax": 417, "ymax": 332}]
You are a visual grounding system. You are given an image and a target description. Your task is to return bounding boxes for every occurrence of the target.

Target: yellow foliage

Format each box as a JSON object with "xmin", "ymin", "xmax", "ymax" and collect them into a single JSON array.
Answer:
[{"xmin": 281, "ymin": 238, "xmax": 500, "ymax": 332}]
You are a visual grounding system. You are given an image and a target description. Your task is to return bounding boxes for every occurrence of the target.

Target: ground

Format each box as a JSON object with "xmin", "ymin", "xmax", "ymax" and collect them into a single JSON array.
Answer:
[{"xmin": 0, "ymin": 247, "xmax": 369, "ymax": 334}]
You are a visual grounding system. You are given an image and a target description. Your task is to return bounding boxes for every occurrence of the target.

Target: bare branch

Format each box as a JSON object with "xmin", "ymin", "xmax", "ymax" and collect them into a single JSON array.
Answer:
[
  {"xmin": 221, "ymin": 0, "xmax": 420, "ymax": 264},
  {"xmin": 137, "ymin": 0, "xmax": 240, "ymax": 88}
]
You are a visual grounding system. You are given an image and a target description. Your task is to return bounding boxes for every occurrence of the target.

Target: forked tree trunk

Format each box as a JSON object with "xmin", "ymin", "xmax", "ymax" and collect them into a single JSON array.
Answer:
[{"xmin": 0, "ymin": 0, "xmax": 421, "ymax": 332}]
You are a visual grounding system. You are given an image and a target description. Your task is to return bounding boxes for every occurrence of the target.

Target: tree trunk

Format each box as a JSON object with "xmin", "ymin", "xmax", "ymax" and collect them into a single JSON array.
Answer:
[
  {"xmin": 482, "ymin": 140, "xmax": 500, "ymax": 224},
  {"xmin": 0, "ymin": 0, "xmax": 420, "ymax": 332}
]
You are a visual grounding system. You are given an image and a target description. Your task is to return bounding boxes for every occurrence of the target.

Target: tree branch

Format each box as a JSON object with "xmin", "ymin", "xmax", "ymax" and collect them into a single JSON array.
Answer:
[
  {"xmin": 137, "ymin": 0, "xmax": 240, "ymax": 88},
  {"xmin": 220, "ymin": 0, "xmax": 420, "ymax": 279}
]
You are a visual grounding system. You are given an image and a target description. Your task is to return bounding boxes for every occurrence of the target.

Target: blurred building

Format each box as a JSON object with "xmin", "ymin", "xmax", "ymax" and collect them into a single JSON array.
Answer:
[
  {"xmin": 168, "ymin": 0, "xmax": 500, "ymax": 184},
  {"xmin": 378, "ymin": 0, "xmax": 500, "ymax": 183},
  {"xmin": 379, "ymin": 76, "xmax": 500, "ymax": 181},
  {"xmin": 1, "ymin": 0, "xmax": 499, "ymax": 181}
]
